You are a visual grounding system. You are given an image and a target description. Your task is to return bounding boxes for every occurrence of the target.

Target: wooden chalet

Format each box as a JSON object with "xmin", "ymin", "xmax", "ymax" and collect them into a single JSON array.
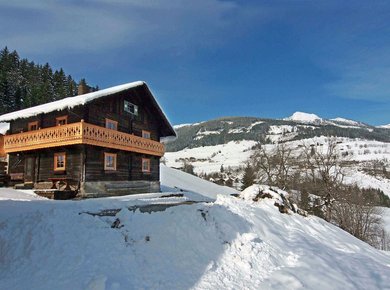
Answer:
[{"xmin": 0, "ymin": 81, "xmax": 176, "ymax": 197}]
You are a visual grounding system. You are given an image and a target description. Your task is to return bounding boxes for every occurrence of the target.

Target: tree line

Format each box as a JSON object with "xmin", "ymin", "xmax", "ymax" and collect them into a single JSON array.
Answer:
[{"xmin": 0, "ymin": 47, "xmax": 97, "ymax": 115}]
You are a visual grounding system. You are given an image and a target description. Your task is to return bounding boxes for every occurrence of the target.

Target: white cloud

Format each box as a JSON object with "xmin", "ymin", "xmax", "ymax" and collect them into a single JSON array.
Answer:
[{"xmin": 0, "ymin": 0, "xmax": 257, "ymax": 54}]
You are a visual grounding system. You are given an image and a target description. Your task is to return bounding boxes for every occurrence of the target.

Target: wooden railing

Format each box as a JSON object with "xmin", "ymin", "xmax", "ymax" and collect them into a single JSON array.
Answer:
[{"xmin": 3, "ymin": 121, "xmax": 165, "ymax": 156}]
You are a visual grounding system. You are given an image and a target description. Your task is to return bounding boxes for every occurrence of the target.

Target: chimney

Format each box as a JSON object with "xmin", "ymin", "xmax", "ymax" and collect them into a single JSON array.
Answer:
[{"xmin": 78, "ymin": 79, "xmax": 90, "ymax": 95}]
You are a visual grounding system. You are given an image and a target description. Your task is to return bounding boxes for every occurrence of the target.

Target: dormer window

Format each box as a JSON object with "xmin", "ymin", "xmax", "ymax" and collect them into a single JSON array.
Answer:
[
  {"xmin": 124, "ymin": 100, "xmax": 138, "ymax": 116},
  {"xmin": 56, "ymin": 116, "xmax": 68, "ymax": 126},
  {"xmin": 28, "ymin": 121, "xmax": 39, "ymax": 131},
  {"xmin": 105, "ymin": 118, "xmax": 118, "ymax": 130}
]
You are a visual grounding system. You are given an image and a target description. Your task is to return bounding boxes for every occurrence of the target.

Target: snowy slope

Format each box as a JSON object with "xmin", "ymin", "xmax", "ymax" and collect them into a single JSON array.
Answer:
[
  {"xmin": 378, "ymin": 124, "xmax": 390, "ymax": 129},
  {"xmin": 331, "ymin": 117, "xmax": 361, "ymax": 126},
  {"xmin": 161, "ymin": 164, "xmax": 238, "ymax": 199},
  {"xmin": 1, "ymin": 172, "xmax": 390, "ymax": 289},
  {"xmin": 165, "ymin": 140, "xmax": 257, "ymax": 174}
]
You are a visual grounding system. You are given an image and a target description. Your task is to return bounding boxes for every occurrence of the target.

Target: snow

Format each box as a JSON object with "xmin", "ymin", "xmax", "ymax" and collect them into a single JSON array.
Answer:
[
  {"xmin": 248, "ymin": 121, "xmax": 264, "ymax": 131},
  {"xmin": 228, "ymin": 127, "xmax": 246, "ymax": 134},
  {"xmin": 285, "ymin": 111, "xmax": 322, "ymax": 123},
  {"xmin": 0, "ymin": 81, "xmax": 144, "ymax": 122},
  {"xmin": 378, "ymin": 124, "xmax": 390, "ymax": 129},
  {"xmin": 164, "ymin": 140, "xmax": 257, "ymax": 174},
  {"xmin": 173, "ymin": 123, "xmax": 192, "ymax": 129},
  {"xmin": 382, "ymin": 207, "xmax": 390, "ymax": 233},
  {"xmin": 161, "ymin": 164, "xmax": 238, "ymax": 199},
  {"xmin": 174, "ymin": 121, "xmax": 205, "ymax": 129},
  {"xmin": 0, "ymin": 174, "xmax": 389, "ymax": 289},
  {"xmin": 331, "ymin": 117, "xmax": 361, "ymax": 126},
  {"xmin": 0, "ymin": 122, "xmax": 9, "ymax": 135},
  {"xmin": 194, "ymin": 129, "xmax": 222, "ymax": 140},
  {"xmin": 268, "ymin": 125, "xmax": 296, "ymax": 135}
]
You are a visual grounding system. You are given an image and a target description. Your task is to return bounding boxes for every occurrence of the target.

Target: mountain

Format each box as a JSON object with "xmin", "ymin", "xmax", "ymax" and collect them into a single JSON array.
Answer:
[
  {"xmin": 165, "ymin": 112, "xmax": 390, "ymax": 195},
  {"xmin": 167, "ymin": 113, "xmax": 389, "ymax": 152},
  {"xmin": 0, "ymin": 167, "xmax": 389, "ymax": 289}
]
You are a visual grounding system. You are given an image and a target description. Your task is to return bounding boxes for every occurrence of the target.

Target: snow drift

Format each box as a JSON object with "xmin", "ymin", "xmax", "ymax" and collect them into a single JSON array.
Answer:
[{"xmin": 0, "ymin": 175, "xmax": 389, "ymax": 289}]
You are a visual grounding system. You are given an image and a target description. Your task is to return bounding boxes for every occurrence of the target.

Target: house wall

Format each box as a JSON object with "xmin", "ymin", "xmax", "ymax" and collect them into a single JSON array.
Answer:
[
  {"xmin": 84, "ymin": 145, "xmax": 159, "ymax": 182},
  {"xmin": 8, "ymin": 146, "xmax": 83, "ymax": 186},
  {"xmin": 85, "ymin": 88, "xmax": 162, "ymax": 141}
]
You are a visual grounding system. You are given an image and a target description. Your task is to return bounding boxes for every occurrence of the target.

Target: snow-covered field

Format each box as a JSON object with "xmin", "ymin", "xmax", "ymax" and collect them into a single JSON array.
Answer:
[
  {"xmin": 1, "ymin": 166, "xmax": 390, "ymax": 290},
  {"xmin": 165, "ymin": 140, "xmax": 257, "ymax": 174}
]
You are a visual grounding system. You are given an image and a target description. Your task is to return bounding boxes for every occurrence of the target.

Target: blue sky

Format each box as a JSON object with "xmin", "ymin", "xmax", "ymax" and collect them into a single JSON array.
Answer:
[{"xmin": 1, "ymin": 0, "xmax": 390, "ymax": 125}]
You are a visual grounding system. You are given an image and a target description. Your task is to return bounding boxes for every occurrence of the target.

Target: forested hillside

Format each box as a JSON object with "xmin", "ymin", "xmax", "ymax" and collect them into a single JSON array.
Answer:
[{"xmin": 0, "ymin": 47, "xmax": 97, "ymax": 115}]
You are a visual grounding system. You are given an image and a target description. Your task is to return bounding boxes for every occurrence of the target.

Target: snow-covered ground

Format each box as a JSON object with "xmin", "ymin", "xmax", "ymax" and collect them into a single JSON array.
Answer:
[
  {"xmin": 1, "ymin": 167, "xmax": 390, "ymax": 290},
  {"xmin": 165, "ymin": 140, "xmax": 257, "ymax": 174}
]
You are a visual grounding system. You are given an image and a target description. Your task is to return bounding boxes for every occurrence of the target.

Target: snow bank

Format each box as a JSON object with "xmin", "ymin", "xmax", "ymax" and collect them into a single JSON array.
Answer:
[
  {"xmin": 160, "ymin": 164, "xmax": 238, "ymax": 200},
  {"xmin": 0, "ymin": 186, "xmax": 389, "ymax": 290}
]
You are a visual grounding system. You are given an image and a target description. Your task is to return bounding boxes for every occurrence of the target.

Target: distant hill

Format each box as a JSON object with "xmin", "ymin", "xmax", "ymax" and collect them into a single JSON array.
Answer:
[{"xmin": 167, "ymin": 113, "xmax": 390, "ymax": 152}]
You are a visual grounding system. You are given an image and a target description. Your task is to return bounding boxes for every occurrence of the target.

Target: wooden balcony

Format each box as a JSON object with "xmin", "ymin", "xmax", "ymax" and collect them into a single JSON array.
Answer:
[{"xmin": 2, "ymin": 121, "xmax": 165, "ymax": 157}]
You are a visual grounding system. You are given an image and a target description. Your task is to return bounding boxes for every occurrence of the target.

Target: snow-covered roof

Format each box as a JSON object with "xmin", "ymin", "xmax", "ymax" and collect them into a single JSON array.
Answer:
[
  {"xmin": 0, "ymin": 81, "xmax": 144, "ymax": 122},
  {"xmin": 0, "ymin": 81, "xmax": 176, "ymax": 138}
]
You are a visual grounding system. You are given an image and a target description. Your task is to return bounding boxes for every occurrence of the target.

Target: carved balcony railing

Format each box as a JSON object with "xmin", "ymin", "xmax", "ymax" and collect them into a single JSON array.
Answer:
[{"xmin": 2, "ymin": 121, "xmax": 165, "ymax": 156}]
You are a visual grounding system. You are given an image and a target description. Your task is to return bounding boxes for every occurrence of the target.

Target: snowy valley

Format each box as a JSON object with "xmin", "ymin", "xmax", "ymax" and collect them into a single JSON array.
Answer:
[{"xmin": 165, "ymin": 112, "xmax": 390, "ymax": 196}]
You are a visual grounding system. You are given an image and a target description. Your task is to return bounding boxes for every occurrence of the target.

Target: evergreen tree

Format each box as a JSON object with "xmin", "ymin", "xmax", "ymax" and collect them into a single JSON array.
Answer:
[
  {"xmin": 241, "ymin": 163, "xmax": 255, "ymax": 190},
  {"xmin": 0, "ymin": 46, "xmax": 96, "ymax": 114}
]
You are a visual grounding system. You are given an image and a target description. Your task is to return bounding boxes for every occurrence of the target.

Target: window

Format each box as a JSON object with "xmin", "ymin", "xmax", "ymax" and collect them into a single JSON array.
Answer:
[
  {"xmin": 142, "ymin": 158, "xmax": 150, "ymax": 173},
  {"xmin": 124, "ymin": 100, "xmax": 138, "ymax": 116},
  {"xmin": 105, "ymin": 118, "xmax": 118, "ymax": 130},
  {"xmin": 28, "ymin": 121, "xmax": 39, "ymax": 131},
  {"xmin": 104, "ymin": 153, "xmax": 117, "ymax": 171},
  {"xmin": 142, "ymin": 130, "xmax": 151, "ymax": 139},
  {"xmin": 54, "ymin": 152, "xmax": 66, "ymax": 171},
  {"xmin": 56, "ymin": 116, "xmax": 68, "ymax": 126}
]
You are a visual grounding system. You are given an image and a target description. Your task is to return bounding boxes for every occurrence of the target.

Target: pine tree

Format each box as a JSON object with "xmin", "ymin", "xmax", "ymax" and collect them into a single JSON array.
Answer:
[
  {"xmin": 0, "ymin": 46, "xmax": 96, "ymax": 114},
  {"xmin": 241, "ymin": 163, "xmax": 255, "ymax": 190}
]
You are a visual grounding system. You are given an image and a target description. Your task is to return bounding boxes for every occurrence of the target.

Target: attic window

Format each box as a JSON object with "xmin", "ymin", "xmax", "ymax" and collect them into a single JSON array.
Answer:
[
  {"xmin": 56, "ymin": 116, "xmax": 68, "ymax": 126},
  {"xmin": 124, "ymin": 100, "xmax": 138, "ymax": 116}
]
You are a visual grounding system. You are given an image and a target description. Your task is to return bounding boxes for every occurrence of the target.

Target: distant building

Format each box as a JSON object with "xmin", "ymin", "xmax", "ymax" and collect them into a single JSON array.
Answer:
[{"xmin": 0, "ymin": 81, "xmax": 176, "ymax": 197}]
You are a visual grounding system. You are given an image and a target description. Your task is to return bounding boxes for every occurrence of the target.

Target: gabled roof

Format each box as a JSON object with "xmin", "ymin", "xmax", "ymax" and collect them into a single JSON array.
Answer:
[{"xmin": 0, "ymin": 81, "xmax": 176, "ymax": 138}]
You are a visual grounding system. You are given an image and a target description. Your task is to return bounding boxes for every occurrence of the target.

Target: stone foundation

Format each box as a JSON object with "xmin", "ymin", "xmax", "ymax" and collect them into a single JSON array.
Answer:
[{"xmin": 79, "ymin": 180, "xmax": 161, "ymax": 198}]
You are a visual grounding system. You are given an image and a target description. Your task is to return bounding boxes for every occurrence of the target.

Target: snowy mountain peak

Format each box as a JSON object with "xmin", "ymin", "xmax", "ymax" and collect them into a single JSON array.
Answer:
[{"xmin": 285, "ymin": 112, "xmax": 322, "ymax": 123}]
